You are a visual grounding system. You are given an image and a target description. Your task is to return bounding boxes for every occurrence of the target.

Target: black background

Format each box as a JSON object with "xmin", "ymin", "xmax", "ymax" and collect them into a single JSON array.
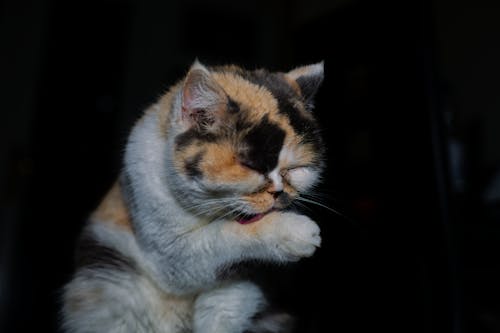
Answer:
[{"xmin": 1, "ymin": 0, "xmax": 500, "ymax": 332}]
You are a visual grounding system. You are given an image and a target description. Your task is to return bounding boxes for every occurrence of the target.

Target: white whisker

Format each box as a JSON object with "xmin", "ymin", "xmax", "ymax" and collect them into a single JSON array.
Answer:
[{"xmin": 296, "ymin": 196, "xmax": 348, "ymax": 219}]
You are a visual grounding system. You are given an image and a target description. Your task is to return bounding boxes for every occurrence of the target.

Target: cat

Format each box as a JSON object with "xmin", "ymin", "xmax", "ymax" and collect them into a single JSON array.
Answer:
[{"xmin": 62, "ymin": 60, "xmax": 325, "ymax": 333}]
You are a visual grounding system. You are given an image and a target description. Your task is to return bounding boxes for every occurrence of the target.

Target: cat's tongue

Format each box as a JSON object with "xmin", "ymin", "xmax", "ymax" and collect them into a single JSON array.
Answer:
[{"xmin": 236, "ymin": 213, "xmax": 265, "ymax": 224}]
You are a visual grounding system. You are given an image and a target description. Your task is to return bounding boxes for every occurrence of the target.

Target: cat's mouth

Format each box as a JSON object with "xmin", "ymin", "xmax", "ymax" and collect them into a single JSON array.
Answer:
[{"xmin": 235, "ymin": 209, "xmax": 273, "ymax": 224}]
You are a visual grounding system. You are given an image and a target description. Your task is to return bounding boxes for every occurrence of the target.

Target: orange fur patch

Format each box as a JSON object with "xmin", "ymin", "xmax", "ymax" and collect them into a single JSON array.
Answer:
[
  {"xmin": 202, "ymin": 142, "xmax": 253, "ymax": 183},
  {"xmin": 92, "ymin": 182, "xmax": 132, "ymax": 232},
  {"xmin": 241, "ymin": 191, "xmax": 275, "ymax": 213},
  {"xmin": 212, "ymin": 72, "xmax": 279, "ymax": 124},
  {"xmin": 283, "ymin": 74, "xmax": 302, "ymax": 95}
]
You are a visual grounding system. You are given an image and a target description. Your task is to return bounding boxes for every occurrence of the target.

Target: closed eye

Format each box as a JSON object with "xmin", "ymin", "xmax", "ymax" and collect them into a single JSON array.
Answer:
[
  {"xmin": 239, "ymin": 159, "xmax": 259, "ymax": 172},
  {"xmin": 280, "ymin": 165, "xmax": 311, "ymax": 177},
  {"xmin": 282, "ymin": 166, "xmax": 318, "ymax": 192}
]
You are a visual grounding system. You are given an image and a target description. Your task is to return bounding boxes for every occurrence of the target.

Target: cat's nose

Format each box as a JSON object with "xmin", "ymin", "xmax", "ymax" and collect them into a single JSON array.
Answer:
[
  {"xmin": 266, "ymin": 181, "xmax": 283, "ymax": 196},
  {"xmin": 269, "ymin": 190, "xmax": 292, "ymax": 209},
  {"xmin": 269, "ymin": 190, "xmax": 284, "ymax": 199}
]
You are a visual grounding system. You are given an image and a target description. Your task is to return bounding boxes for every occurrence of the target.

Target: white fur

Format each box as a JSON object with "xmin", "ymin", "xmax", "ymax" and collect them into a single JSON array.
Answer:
[
  {"xmin": 268, "ymin": 167, "xmax": 284, "ymax": 192},
  {"xmin": 257, "ymin": 211, "xmax": 321, "ymax": 260},
  {"xmin": 278, "ymin": 144, "xmax": 320, "ymax": 192},
  {"xmin": 286, "ymin": 61, "xmax": 324, "ymax": 81},
  {"xmin": 278, "ymin": 145, "xmax": 296, "ymax": 165},
  {"xmin": 194, "ymin": 281, "xmax": 267, "ymax": 333},
  {"xmin": 288, "ymin": 167, "xmax": 319, "ymax": 192}
]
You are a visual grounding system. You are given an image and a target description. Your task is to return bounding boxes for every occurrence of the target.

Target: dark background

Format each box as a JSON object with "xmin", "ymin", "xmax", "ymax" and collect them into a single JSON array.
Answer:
[{"xmin": 1, "ymin": 0, "xmax": 500, "ymax": 332}]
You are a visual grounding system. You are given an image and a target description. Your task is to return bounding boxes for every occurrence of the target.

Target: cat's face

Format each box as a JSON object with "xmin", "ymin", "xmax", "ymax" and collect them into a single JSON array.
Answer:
[{"xmin": 169, "ymin": 61, "xmax": 324, "ymax": 223}]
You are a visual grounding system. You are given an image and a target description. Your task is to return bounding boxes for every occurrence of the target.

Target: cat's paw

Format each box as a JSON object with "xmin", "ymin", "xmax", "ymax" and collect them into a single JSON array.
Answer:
[{"xmin": 266, "ymin": 213, "xmax": 321, "ymax": 261}]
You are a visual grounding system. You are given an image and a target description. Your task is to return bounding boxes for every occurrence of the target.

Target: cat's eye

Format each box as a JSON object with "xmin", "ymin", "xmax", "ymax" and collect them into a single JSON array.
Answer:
[
  {"xmin": 280, "ymin": 165, "xmax": 308, "ymax": 177},
  {"xmin": 239, "ymin": 159, "xmax": 259, "ymax": 172},
  {"xmin": 280, "ymin": 165, "xmax": 317, "ymax": 191},
  {"xmin": 280, "ymin": 166, "xmax": 308, "ymax": 183}
]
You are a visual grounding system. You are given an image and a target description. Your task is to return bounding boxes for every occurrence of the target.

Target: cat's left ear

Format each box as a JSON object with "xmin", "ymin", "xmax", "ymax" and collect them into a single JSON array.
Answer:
[
  {"xmin": 286, "ymin": 61, "xmax": 324, "ymax": 107},
  {"xmin": 181, "ymin": 60, "xmax": 227, "ymax": 130}
]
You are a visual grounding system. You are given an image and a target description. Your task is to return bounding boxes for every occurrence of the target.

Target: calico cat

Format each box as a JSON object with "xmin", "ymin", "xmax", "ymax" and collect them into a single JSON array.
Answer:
[{"xmin": 62, "ymin": 60, "xmax": 325, "ymax": 333}]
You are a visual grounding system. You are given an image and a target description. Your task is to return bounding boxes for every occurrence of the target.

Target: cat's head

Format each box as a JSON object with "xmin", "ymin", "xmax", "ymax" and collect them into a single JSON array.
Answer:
[{"xmin": 167, "ymin": 61, "xmax": 325, "ymax": 223}]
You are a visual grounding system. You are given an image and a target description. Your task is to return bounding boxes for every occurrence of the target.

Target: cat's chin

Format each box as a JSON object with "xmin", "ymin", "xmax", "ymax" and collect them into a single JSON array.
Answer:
[{"xmin": 235, "ymin": 209, "xmax": 274, "ymax": 224}]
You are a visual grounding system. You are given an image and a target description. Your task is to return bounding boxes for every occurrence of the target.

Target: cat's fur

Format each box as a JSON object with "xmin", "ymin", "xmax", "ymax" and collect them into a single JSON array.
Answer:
[{"xmin": 62, "ymin": 60, "xmax": 325, "ymax": 333}]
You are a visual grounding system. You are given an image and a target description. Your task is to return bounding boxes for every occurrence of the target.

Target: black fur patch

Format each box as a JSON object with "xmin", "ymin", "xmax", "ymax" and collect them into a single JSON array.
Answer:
[
  {"xmin": 227, "ymin": 97, "xmax": 240, "ymax": 114},
  {"xmin": 296, "ymin": 74, "xmax": 323, "ymax": 106},
  {"xmin": 271, "ymin": 86, "xmax": 312, "ymax": 135},
  {"xmin": 247, "ymin": 308, "xmax": 295, "ymax": 333},
  {"xmin": 184, "ymin": 151, "xmax": 204, "ymax": 178},
  {"xmin": 175, "ymin": 129, "xmax": 218, "ymax": 150},
  {"xmin": 248, "ymin": 71, "xmax": 325, "ymax": 156},
  {"xmin": 241, "ymin": 115, "xmax": 285, "ymax": 174},
  {"xmin": 75, "ymin": 232, "xmax": 136, "ymax": 272},
  {"xmin": 275, "ymin": 191, "xmax": 292, "ymax": 209}
]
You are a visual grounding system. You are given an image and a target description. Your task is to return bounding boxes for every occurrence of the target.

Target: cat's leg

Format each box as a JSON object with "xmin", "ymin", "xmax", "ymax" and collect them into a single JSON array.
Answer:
[
  {"xmin": 216, "ymin": 211, "xmax": 321, "ymax": 263},
  {"xmin": 193, "ymin": 281, "xmax": 290, "ymax": 333},
  {"xmin": 188, "ymin": 212, "xmax": 317, "ymax": 333},
  {"xmin": 193, "ymin": 281, "xmax": 265, "ymax": 333},
  {"xmin": 143, "ymin": 211, "xmax": 320, "ymax": 296}
]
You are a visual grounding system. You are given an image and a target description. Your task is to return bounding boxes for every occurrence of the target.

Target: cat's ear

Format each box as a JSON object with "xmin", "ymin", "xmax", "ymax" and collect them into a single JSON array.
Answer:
[
  {"xmin": 181, "ymin": 60, "xmax": 227, "ymax": 130},
  {"xmin": 286, "ymin": 62, "xmax": 324, "ymax": 107}
]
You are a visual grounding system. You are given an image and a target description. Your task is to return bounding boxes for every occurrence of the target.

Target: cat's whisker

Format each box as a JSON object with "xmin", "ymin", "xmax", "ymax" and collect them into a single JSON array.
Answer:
[
  {"xmin": 301, "ymin": 191, "xmax": 332, "ymax": 202},
  {"xmin": 300, "ymin": 191, "xmax": 348, "ymax": 211},
  {"xmin": 214, "ymin": 199, "xmax": 260, "ymax": 222},
  {"xmin": 291, "ymin": 199, "xmax": 313, "ymax": 213},
  {"xmin": 183, "ymin": 198, "xmax": 236, "ymax": 214},
  {"xmin": 188, "ymin": 198, "xmax": 246, "ymax": 221},
  {"xmin": 296, "ymin": 196, "xmax": 348, "ymax": 219},
  {"xmin": 208, "ymin": 201, "xmax": 246, "ymax": 222},
  {"xmin": 212, "ymin": 207, "xmax": 241, "ymax": 222},
  {"xmin": 190, "ymin": 203, "xmax": 231, "ymax": 218},
  {"xmin": 302, "ymin": 189, "xmax": 346, "ymax": 206}
]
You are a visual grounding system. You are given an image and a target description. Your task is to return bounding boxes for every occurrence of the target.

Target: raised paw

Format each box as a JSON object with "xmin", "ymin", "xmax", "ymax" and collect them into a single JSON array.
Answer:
[{"xmin": 264, "ymin": 213, "xmax": 321, "ymax": 261}]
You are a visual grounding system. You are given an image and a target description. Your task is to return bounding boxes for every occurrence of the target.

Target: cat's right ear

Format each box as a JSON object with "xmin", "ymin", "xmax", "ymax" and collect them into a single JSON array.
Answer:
[
  {"xmin": 180, "ymin": 60, "xmax": 227, "ymax": 131},
  {"xmin": 286, "ymin": 62, "xmax": 324, "ymax": 109}
]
